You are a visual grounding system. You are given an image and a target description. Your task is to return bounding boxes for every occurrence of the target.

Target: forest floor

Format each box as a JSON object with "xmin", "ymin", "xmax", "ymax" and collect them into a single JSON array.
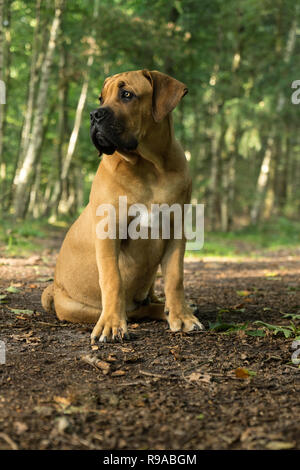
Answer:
[{"xmin": 0, "ymin": 229, "xmax": 299, "ymax": 450}]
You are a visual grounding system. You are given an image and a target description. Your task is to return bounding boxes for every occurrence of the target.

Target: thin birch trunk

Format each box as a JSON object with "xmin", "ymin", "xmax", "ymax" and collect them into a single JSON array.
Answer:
[
  {"xmin": 250, "ymin": 135, "xmax": 274, "ymax": 224},
  {"xmin": 27, "ymin": 99, "xmax": 56, "ymax": 217},
  {"xmin": 9, "ymin": 3, "xmax": 48, "ymax": 207},
  {"xmin": 55, "ymin": 0, "xmax": 99, "ymax": 215},
  {"xmin": 13, "ymin": 0, "xmax": 65, "ymax": 218},
  {"xmin": 15, "ymin": 0, "xmax": 42, "ymax": 173},
  {"xmin": 28, "ymin": 161, "xmax": 41, "ymax": 217},
  {"xmin": 0, "ymin": 0, "xmax": 5, "ymax": 203},
  {"xmin": 42, "ymin": 42, "xmax": 69, "ymax": 218},
  {"xmin": 208, "ymin": 129, "xmax": 220, "ymax": 230},
  {"xmin": 250, "ymin": 14, "xmax": 297, "ymax": 224}
]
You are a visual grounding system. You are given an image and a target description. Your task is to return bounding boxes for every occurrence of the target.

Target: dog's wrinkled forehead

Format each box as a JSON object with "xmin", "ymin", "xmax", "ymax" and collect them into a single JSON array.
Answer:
[{"xmin": 101, "ymin": 71, "xmax": 152, "ymax": 98}]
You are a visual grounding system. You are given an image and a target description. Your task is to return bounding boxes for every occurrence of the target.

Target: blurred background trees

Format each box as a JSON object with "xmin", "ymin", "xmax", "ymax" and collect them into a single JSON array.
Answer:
[{"xmin": 0, "ymin": 0, "xmax": 299, "ymax": 231}]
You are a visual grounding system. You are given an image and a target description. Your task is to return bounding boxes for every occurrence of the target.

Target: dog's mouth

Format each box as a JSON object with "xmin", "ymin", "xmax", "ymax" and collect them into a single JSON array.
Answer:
[
  {"xmin": 90, "ymin": 128, "xmax": 117, "ymax": 156},
  {"xmin": 90, "ymin": 108, "xmax": 138, "ymax": 157}
]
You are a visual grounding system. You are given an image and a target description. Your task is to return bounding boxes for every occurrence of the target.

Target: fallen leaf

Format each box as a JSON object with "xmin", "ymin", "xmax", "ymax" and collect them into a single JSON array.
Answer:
[
  {"xmin": 121, "ymin": 347, "xmax": 134, "ymax": 353},
  {"xmin": 95, "ymin": 360, "xmax": 111, "ymax": 374},
  {"xmin": 56, "ymin": 416, "xmax": 70, "ymax": 434},
  {"xmin": 235, "ymin": 367, "xmax": 256, "ymax": 379},
  {"xmin": 240, "ymin": 428, "xmax": 252, "ymax": 442},
  {"xmin": 170, "ymin": 347, "xmax": 182, "ymax": 361},
  {"xmin": 0, "ymin": 294, "xmax": 8, "ymax": 303},
  {"xmin": 188, "ymin": 371, "xmax": 211, "ymax": 383},
  {"xmin": 6, "ymin": 286, "xmax": 21, "ymax": 293},
  {"xmin": 111, "ymin": 370, "xmax": 126, "ymax": 377},
  {"xmin": 233, "ymin": 303, "xmax": 244, "ymax": 309},
  {"xmin": 236, "ymin": 290, "xmax": 251, "ymax": 297},
  {"xmin": 53, "ymin": 396, "xmax": 72, "ymax": 407},
  {"xmin": 9, "ymin": 308, "xmax": 34, "ymax": 315},
  {"xmin": 266, "ymin": 441, "xmax": 295, "ymax": 450},
  {"xmin": 14, "ymin": 421, "xmax": 28, "ymax": 435},
  {"xmin": 106, "ymin": 354, "xmax": 117, "ymax": 362}
]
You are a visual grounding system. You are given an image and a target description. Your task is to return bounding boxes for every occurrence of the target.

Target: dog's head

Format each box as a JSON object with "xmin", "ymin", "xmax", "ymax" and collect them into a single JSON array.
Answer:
[{"xmin": 90, "ymin": 70, "xmax": 188, "ymax": 156}]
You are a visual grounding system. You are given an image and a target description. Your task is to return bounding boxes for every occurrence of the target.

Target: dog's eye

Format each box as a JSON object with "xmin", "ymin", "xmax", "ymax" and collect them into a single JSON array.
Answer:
[
  {"xmin": 121, "ymin": 90, "xmax": 134, "ymax": 101},
  {"xmin": 99, "ymin": 96, "xmax": 103, "ymax": 105}
]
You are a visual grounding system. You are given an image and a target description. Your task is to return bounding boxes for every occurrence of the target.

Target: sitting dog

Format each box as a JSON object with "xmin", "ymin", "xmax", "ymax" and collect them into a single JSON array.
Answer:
[{"xmin": 41, "ymin": 69, "xmax": 203, "ymax": 344}]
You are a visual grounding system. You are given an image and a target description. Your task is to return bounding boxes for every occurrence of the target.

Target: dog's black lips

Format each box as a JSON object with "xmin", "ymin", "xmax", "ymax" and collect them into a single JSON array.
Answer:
[
  {"xmin": 90, "ymin": 107, "xmax": 138, "ymax": 157},
  {"xmin": 90, "ymin": 127, "xmax": 116, "ymax": 155},
  {"xmin": 90, "ymin": 124, "xmax": 138, "ymax": 157}
]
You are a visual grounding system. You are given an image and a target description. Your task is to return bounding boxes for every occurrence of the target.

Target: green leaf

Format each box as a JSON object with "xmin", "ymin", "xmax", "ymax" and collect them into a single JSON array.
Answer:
[
  {"xmin": 209, "ymin": 320, "xmax": 248, "ymax": 333},
  {"xmin": 254, "ymin": 321, "xmax": 293, "ymax": 338},
  {"xmin": 246, "ymin": 329, "xmax": 266, "ymax": 337},
  {"xmin": 217, "ymin": 308, "xmax": 230, "ymax": 314},
  {"xmin": 0, "ymin": 294, "xmax": 8, "ymax": 303},
  {"xmin": 282, "ymin": 313, "xmax": 300, "ymax": 320},
  {"xmin": 236, "ymin": 290, "xmax": 251, "ymax": 297},
  {"xmin": 6, "ymin": 286, "xmax": 21, "ymax": 293},
  {"xmin": 9, "ymin": 308, "xmax": 34, "ymax": 315}
]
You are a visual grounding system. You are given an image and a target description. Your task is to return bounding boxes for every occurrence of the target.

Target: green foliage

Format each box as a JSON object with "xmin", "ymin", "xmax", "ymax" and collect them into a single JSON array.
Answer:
[
  {"xmin": 254, "ymin": 320, "xmax": 300, "ymax": 339},
  {"xmin": 0, "ymin": 217, "xmax": 67, "ymax": 255},
  {"xmin": 208, "ymin": 311, "xmax": 300, "ymax": 340},
  {"xmin": 1, "ymin": 0, "xmax": 300, "ymax": 228},
  {"xmin": 193, "ymin": 218, "xmax": 300, "ymax": 257}
]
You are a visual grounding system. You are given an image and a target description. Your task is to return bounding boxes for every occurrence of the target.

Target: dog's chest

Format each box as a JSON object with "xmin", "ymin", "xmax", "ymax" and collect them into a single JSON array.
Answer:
[{"xmin": 133, "ymin": 171, "xmax": 188, "ymax": 208}]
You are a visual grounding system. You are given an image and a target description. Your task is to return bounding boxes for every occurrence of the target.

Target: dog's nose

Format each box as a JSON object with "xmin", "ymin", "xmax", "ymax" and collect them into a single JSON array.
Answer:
[{"xmin": 90, "ymin": 108, "xmax": 109, "ymax": 122}]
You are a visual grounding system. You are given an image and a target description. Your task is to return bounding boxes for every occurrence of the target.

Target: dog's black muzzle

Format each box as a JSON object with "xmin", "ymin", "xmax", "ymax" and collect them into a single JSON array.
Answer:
[{"xmin": 90, "ymin": 107, "xmax": 138, "ymax": 156}]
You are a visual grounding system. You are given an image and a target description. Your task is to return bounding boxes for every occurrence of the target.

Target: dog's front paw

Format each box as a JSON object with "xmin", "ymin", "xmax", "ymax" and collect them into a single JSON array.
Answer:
[
  {"xmin": 91, "ymin": 312, "xmax": 129, "ymax": 345},
  {"xmin": 166, "ymin": 305, "xmax": 204, "ymax": 333}
]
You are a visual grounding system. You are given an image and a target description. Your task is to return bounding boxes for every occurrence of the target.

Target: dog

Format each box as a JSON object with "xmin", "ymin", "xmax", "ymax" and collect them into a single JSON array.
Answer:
[{"xmin": 41, "ymin": 69, "xmax": 204, "ymax": 344}]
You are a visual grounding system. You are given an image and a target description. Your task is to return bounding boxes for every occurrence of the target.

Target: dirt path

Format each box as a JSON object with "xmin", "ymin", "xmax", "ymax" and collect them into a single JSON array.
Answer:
[{"xmin": 0, "ymin": 244, "xmax": 299, "ymax": 450}]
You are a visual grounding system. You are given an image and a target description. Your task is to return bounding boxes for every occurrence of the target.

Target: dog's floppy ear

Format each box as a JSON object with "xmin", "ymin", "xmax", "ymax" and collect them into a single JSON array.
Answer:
[{"xmin": 142, "ymin": 70, "xmax": 188, "ymax": 123}]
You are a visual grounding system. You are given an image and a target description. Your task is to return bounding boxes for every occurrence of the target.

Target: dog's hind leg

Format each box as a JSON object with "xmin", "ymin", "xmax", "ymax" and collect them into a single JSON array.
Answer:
[
  {"xmin": 127, "ymin": 302, "xmax": 166, "ymax": 322},
  {"xmin": 53, "ymin": 286, "xmax": 101, "ymax": 324}
]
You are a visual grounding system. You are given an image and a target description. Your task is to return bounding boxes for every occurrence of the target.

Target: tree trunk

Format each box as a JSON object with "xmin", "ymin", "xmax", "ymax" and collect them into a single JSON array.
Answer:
[
  {"xmin": 208, "ymin": 129, "xmax": 220, "ymax": 231},
  {"xmin": 208, "ymin": 109, "xmax": 225, "ymax": 231},
  {"xmin": 277, "ymin": 133, "xmax": 290, "ymax": 212},
  {"xmin": 0, "ymin": 0, "xmax": 12, "ymax": 203},
  {"xmin": 44, "ymin": 41, "xmax": 69, "ymax": 218},
  {"xmin": 13, "ymin": 0, "xmax": 65, "ymax": 219},
  {"xmin": 14, "ymin": 0, "xmax": 42, "ymax": 178},
  {"xmin": 250, "ymin": 135, "xmax": 274, "ymax": 224},
  {"xmin": 250, "ymin": 14, "xmax": 297, "ymax": 224},
  {"xmin": 8, "ymin": 20, "xmax": 48, "ymax": 211},
  {"xmin": 27, "ymin": 99, "xmax": 56, "ymax": 218},
  {"xmin": 0, "ymin": 0, "xmax": 5, "ymax": 205},
  {"xmin": 54, "ymin": 0, "xmax": 99, "ymax": 216}
]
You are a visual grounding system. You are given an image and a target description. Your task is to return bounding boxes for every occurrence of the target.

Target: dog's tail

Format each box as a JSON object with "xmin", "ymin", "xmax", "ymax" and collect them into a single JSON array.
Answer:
[{"xmin": 41, "ymin": 283, "xmax": 55, "ymax": 314}]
